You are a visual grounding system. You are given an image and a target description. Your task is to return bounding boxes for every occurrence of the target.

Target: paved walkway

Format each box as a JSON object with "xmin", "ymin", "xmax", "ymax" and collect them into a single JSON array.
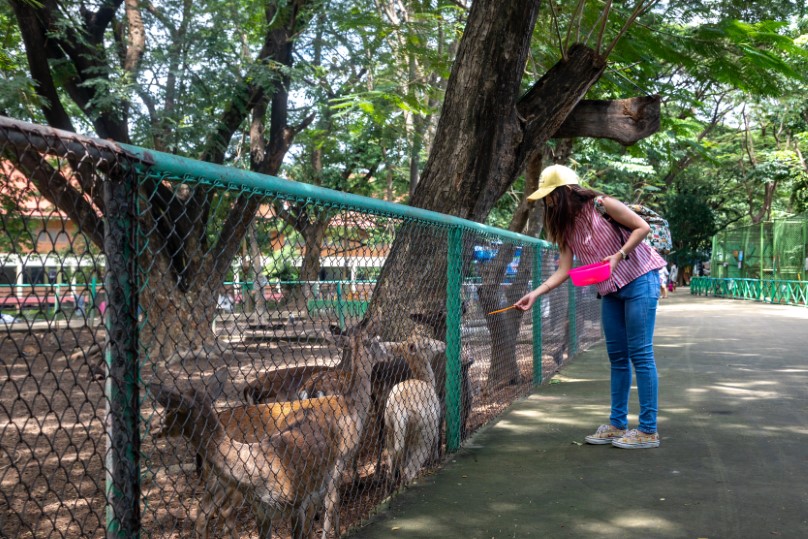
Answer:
[{"xmin": 349, "ymin": 292, "xmax": 808, "ymax": 538}]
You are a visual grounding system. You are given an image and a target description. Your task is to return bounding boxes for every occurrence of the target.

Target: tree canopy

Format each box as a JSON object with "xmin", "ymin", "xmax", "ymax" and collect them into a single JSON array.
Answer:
[{"xmin": 3, "ymin": 0, "xmax": 808, "ymax": 354}]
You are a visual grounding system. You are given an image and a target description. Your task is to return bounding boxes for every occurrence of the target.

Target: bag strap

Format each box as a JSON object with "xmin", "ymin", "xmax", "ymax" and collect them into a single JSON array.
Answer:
[{"xmin": 593, "ymin": 197, "xmax": 631, "ymax": 256}]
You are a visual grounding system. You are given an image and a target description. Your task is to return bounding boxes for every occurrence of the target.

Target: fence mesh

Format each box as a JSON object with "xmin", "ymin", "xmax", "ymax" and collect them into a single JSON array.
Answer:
[
  {"xmin": 711, "ymin": 216, "xmax": 808, "ymax": 281},
  {"xmin": 0, "ymin": 116, "xmax": 602, "ymax": 538}
]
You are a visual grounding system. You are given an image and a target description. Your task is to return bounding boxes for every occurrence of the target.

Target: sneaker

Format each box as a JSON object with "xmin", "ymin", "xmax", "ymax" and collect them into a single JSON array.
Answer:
[
  {"xmin": 611, "ymin": 428, "xmax": 660, "ymax": 449},
  {"xmin": 584, "ymin": 424, "xmax": 626, "ymax": 445}
]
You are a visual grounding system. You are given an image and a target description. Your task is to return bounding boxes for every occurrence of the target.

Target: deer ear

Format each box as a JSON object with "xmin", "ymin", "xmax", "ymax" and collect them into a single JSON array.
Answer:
[{"xmin": 150, "ymin": 384, "xmax": 185, "ymax": 410}]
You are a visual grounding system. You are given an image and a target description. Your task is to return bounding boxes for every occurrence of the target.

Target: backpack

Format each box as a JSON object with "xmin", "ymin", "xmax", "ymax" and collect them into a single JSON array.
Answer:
[{"xmin": 595, "ymin": 197, "xmax": 672, "ymax": 255}]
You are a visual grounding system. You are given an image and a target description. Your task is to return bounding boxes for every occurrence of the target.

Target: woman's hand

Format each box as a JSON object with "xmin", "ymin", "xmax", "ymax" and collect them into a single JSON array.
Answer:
[
  {"xmin": 514, "ymin": 289, "xmax": 539, "ymax": 311},
  {"xmin": 603, "ymin": 252, "xmax": 622, "ymax": 275}
]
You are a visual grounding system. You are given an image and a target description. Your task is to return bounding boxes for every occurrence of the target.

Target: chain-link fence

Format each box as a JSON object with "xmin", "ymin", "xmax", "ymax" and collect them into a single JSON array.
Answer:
[
  {"xmin": 695, "ymin": 214, "xmax": 808, "ymax": 306},
  {"xmin": 0, "ymin": 116, "xmax": 602, "ymax": 538},
  {"xmin": 710, "ymin": 215, "xmax": 808, "ymax": 281}
]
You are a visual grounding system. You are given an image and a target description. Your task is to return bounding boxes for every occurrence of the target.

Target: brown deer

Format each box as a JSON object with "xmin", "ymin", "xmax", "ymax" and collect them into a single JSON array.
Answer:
[
  {"xmin": 155, "ymin": 393, "xmax": 344, "ymax": 537},
  {"xmin": 241, "ymin": 327, "xmax": 409, "ymax": 481},
  {"xmin": 152, "ymin": 324, "xmax": 383, "ymax": 539},
  {"xmin": 241, "ymin": 324, "xmax": 366, "ymax": 404},
  {"xmin": 383, "ymin": 334, "xmax": 443, "ymax": 486},
  {"xmin": 243, "ymin": 364, "xmax": 334, "ymax": 404}
]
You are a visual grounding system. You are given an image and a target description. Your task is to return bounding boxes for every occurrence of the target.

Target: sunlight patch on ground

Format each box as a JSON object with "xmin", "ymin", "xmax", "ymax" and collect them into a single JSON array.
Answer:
[
  {"xmin": 659, "ymin": 302, "xmax": 733, "ymax": 313},
  {"xmin": 507, "ymin": 408, "xmax": 604, "ymax": 427},
  {"xmin": 652, "ymin": 328, "xmax": 691, "ymax": 339},
  {"xmin": 708, "ymin": 382, "xmax": 779, "ymax": 399},
  {"xmin": 544, "ymin": 374, "xmax": 602, "ymax": 383},
  {"xmin": 673, "ymin": 296, "xmax": 808, "ymax": 319},
  {"xmin": 576, "ymin": 511, "xmax": 679, "ymax": 535},
  {"xmin": 715, "ymin": 380, "xmax": 778, "ymax": 388},
  {"xmin": 492, "ymin": 419, "xmax": 542, "ymax": 433},
  {"xmin": 761, "ymin": 424, "xmax": 808, "ymax": 436},
  {"xmin": 654, "ymin": 342, "xmax": 696, "ymax": 348},
  {"xmin": 661, "ymin": 407, "xmax": 696, "ymax": 414},
  {"xmin": 754, "ymin": 307, "xmax": 808, "ymax": 319},
  {"xmin": 705, "ymin": 350, "xmax": 763, "ymax": 358},
  {"xmin": 489, "ymin": 502, "xmax": 523, "ymax": 513}
]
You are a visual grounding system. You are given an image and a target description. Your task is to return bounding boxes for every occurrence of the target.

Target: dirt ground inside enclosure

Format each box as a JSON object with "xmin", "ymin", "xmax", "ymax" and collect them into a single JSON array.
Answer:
[
  {"xmin": 0, "ymin": 323, "xmax": 108, "ymax": 539},
  {"xmin": 0, "ymin": 313, "xmax": 602, "ymax": 539}
]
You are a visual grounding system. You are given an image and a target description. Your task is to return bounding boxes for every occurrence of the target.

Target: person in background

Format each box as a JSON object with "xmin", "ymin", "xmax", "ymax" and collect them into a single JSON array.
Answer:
[
  {"xmin": 514, "ymin": 165, "xmax": 666, "ymax": 449},
  {"xmin": 659, "ymin": 265, "xmax": 669, "ymax": 299},
  {"xmin": 669, "ymin": 263, "xmax": 678, "ymax": 292}
]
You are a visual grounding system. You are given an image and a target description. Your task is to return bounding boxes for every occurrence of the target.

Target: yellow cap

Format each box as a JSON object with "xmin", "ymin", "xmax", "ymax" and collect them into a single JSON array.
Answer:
[{"xmin": 526, "ymin": 165, "xmax": 580, "ymax": 201}]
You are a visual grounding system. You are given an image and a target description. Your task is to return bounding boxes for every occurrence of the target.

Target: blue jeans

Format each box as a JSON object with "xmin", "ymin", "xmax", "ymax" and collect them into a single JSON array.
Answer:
[{"xmin": 601, "ymin": 270, "xmax": 660, "ymax": 434}]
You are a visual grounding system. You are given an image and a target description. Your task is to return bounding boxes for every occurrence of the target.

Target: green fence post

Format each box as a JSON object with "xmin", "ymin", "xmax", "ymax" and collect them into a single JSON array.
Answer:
[
  {"xmin": 103, "ymin": 163, "xmax": 140, "ymax": 538},
  {"xmin": 445, "ymin": 227, "xmax": 463, "ymax": 453},
  {"xmin": 760, "ymin": 221, "xmax": 765, "ymax": 294},
  {"xmin": 532, "ymin": 246, "xmax": 543, "ymax": 385},
  {"xmin": 336, "ymin": 281, "xmax": 345, "ymax": 331},
  {"xmin": 568, "ymin": 279, "xmax": 578, "ymax": 356}
]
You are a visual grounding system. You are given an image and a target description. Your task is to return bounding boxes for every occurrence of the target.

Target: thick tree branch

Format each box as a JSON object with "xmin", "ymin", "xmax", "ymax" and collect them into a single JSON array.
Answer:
[
  {"xmin": 551, "ymin": 95, "xmax": 660, "ymax": 146},
  {"xmin": 10, "ymin": 1, "xmax": 75, "ymax": 132},
  {"xmin": 84, "ymin": 0, "xmax": 123, "ymax": 43},
  {"xmin": 515, "ymin": 43, "xmax": 608, "ymax": 177},
  {"xmin": 12, "ymin": 150, "xmax": 105, "ymax": 249},
  {"xmin": 123, "ymin": 0, "xmax": 146, "ymax": 73}
]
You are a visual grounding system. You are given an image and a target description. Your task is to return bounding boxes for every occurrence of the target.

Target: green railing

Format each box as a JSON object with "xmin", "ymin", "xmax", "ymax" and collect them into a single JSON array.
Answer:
[{"xmin": 690, "ymin": 276, "xmax": 808, "ymax": 306}]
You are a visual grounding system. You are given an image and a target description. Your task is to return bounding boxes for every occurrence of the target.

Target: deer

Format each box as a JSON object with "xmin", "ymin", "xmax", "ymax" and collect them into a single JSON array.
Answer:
[
  {"xmin": 243, "ymin": 364, "xmax": 334, "ymax": 404},
  {"xmin": 151, "ymin": 322, "xmax": 384, "ymax": 539},
  {"xmin": 241, "ymin": 327, "xmax": 408, "ymax": 481},
  {"xmin": 241, "ymin": 323, "xmax": 375, "ymax": 404},
  {"xmin": 409, "ymin": 309, "xmax": 475, "ymax": 443},
  {"xmin": 382, "ymin": 333, "xmax": 444, "ymax": 486},
  {"xmin": 155, "ymin": 392, "xmax": 342, "ymax": 538}
]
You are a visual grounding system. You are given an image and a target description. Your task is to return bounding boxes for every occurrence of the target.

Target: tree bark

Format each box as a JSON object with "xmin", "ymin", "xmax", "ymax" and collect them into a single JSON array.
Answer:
[
  {"xmin": 367, "ymin": 39, "xmax": 608, "ymax": 342},
  {"xmin": 551, "ymin": 96, "xmax": 660, "ymax": 146},
  {"xmin": 365, "ymin": 0, "xmax": 541, "ymax": 339}
]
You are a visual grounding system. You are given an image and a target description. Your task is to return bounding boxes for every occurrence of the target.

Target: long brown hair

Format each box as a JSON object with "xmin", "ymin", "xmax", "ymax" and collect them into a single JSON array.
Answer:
[{"xmin": 543, "ymin": 185, "xmax": 603, "ymax": 252}]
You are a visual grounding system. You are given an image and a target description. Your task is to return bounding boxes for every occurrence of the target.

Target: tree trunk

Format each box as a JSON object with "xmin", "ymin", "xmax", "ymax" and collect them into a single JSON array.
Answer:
[
  {"xmin": 476, "ymin": 243, "xmax": 534, "ymax": 387},
  {"xmin": 249, "ymin": 223, "xmax": 270, "ymax": 319},
  {"xmin": 9, "ymin": 0, "xmax": 311, "ymax": 366},
  {"xmin": 366, "ymin": 0, "xmax": 608, "ymax": 342},
  {"xmin": 365, "ymin": 0, "xmax": 540, "ymax": 339},
  {"xmin": 139, "ymin": 225, "xmax": 222, "ymax": 365},
  {"xmin": 283, "ymin": 217, "xmax": 329, "ymax": 310}
]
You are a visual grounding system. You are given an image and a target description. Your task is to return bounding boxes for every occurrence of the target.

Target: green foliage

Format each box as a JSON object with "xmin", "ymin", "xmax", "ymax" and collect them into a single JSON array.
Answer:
[
  {"xmin": 0, "ymin": 4, "xmax": 42, "ymax": 120},
  {"xmin": 264, "ymin": 244, "xmax": 300, "ymax": 280},
  {"xmin": 5, "ymin": 0, "xmax": 808, "ymax": 270},
  {"xmin": 567, "ymin": 5, "xmax": 808, "ymax": 260},
  {"xmin": 665, "ymin": 191, "xmax": 718, "ymax": 264}
]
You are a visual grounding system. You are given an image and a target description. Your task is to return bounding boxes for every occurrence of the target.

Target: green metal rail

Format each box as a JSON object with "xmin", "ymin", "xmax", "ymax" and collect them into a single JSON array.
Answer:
[{"xmin": 690, "ymin": 277, "xmax": 808, "ymax": 306}]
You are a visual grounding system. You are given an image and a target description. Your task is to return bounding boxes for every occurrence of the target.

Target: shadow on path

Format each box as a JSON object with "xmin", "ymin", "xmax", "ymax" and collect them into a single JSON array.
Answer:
[{"xmin": 349, "ymin": 292, "xmax": 808, "ymax": 538}]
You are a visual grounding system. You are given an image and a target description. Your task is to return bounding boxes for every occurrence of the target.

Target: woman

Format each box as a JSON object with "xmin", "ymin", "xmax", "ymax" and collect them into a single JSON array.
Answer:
[{"xmin": 514, "ymin": 165, "xmax": 666, "ymax": 449}]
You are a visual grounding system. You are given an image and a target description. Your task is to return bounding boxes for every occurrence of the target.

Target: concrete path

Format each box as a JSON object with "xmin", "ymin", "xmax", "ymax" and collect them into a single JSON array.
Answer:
[{"xmin": 349, "ymin": 292, "xmax": 808, "ymax": 538}]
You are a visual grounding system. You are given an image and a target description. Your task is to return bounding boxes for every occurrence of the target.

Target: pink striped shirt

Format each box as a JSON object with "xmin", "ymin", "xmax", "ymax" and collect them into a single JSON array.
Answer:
[{"xmin": 566, "ymin": 198, "xmax": 666, "ymax": 296}]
